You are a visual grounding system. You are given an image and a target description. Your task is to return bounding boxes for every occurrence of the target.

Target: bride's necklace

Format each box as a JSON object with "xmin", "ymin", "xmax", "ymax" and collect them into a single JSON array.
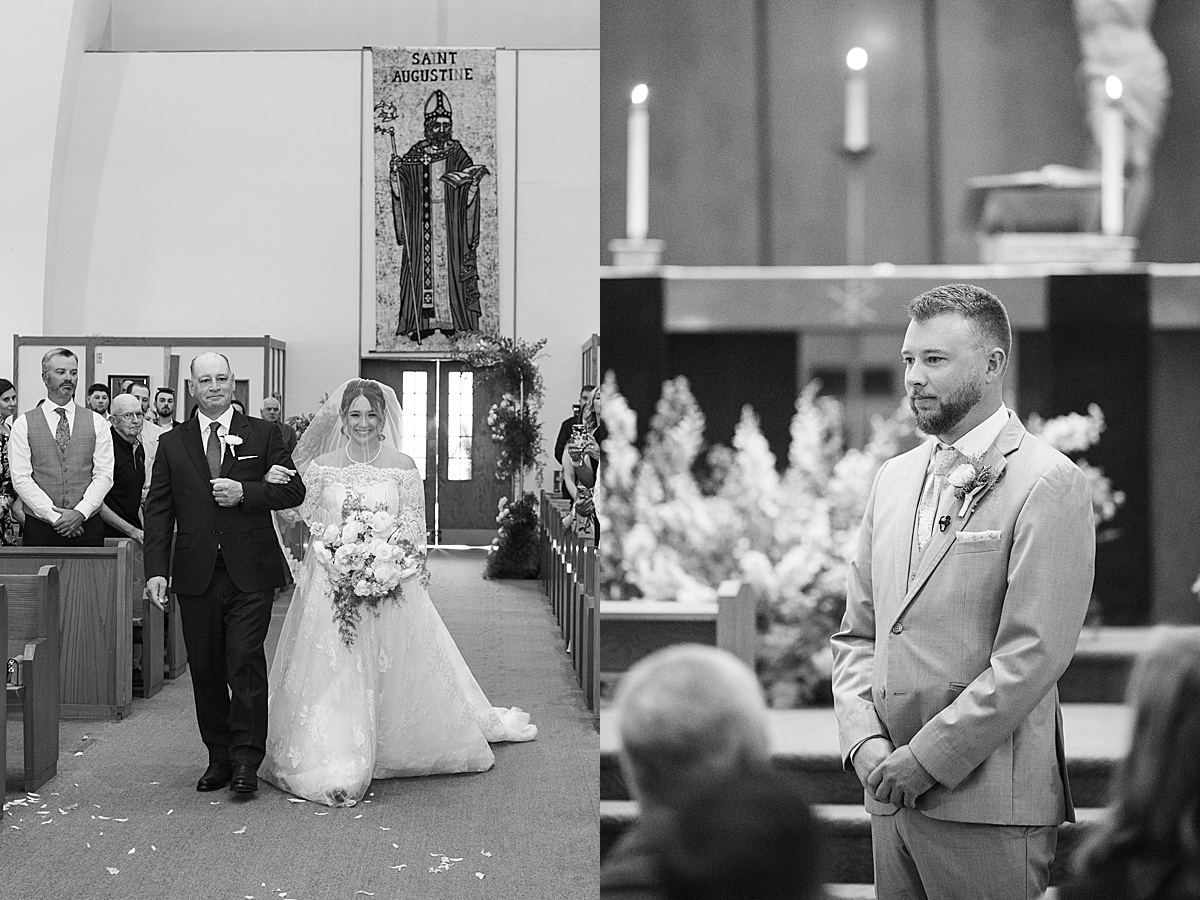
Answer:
[{"xmin": 346, "ymin": 440, "xmax": 382, "ymax": 466}]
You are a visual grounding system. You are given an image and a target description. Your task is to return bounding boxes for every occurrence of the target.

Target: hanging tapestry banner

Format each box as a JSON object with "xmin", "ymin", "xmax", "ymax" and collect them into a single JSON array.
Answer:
[{"xmin": 372, "ymin": 47, "xmax": 498, "ymax": 352}]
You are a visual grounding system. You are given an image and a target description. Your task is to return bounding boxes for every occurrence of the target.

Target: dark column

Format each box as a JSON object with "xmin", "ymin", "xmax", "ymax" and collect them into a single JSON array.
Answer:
[
  {"xmin": 600, "ymin": 276, "xmax": 667, "ymax": 442},
  {"xmin": 1044, "ymin": 273, "xmax": 1151, "ymax": 624},
  {"xmin": 665, "ymin": 332, "xmax": 798, "ymax": 469}
]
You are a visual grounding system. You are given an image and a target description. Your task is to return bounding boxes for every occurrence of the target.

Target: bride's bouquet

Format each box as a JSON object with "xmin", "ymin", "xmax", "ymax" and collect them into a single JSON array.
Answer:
[{"xmin": 310, "ymin": 492, "xmax": 430, "ymax": 647}]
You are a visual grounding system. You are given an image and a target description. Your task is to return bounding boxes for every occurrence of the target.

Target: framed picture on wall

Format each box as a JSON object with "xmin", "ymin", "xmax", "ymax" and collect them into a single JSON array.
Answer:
[{"xmin": 109, "ymin": 375, "xmax": 149, "ymax": 400}]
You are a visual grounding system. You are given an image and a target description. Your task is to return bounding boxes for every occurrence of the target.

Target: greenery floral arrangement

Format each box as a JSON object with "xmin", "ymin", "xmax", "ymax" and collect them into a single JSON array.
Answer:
[
  {"xmin": 599, "ymin": 374, "xmax": 1123, "ymax": 707},
  {"xmin": 458, "ymin": 335, "xmax": 547, "ymax": 485},
  {"xmin": 286, "ymin": 391, "xmax": 329, "ymax": 440},
  {"xmin": 485, "ymin": 493, "xmax": 541, "ymax": 579}
]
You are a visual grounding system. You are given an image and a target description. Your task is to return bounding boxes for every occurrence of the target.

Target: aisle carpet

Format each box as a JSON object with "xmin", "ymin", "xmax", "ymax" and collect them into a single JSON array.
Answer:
[{"xmin": 3, "ymin": 549, "xmax": 599, "ymax": 899}]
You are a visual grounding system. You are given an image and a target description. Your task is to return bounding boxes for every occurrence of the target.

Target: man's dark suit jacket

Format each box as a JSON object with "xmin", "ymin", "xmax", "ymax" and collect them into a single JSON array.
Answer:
[{"xmin": 143, "ymin": 411, "xmax": 305, "ymax": 595}]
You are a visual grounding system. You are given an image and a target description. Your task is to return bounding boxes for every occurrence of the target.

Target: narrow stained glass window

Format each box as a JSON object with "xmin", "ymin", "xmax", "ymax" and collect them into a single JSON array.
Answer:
[
  {"xmin": 400, "ymin": 371, "xmax": 428, "ymax": 477},
  {"xmin": 446, "ymin": 371, "xmax": 473, "ymax": 481}
]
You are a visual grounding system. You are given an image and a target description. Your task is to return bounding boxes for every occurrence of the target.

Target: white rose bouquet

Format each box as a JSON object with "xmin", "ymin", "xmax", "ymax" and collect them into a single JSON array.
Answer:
[{"xmin": 311, "ymin": 491, "xmax": 429, "ymax": 647}]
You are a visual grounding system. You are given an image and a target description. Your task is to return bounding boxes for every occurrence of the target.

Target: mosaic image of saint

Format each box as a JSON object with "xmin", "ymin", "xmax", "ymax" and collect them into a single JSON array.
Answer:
[{"xmin": 388, "ymin": 89, "xmax": 490, "ymax": 343}]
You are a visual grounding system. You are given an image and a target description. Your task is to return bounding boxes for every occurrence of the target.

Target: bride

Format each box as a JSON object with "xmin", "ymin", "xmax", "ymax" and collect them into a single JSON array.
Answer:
[{"xmin": 259, "ymin": 378, "xmax": 536, "ymax": 807}]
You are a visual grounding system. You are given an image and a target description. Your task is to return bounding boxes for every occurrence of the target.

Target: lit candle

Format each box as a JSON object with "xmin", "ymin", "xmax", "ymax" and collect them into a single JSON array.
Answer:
[
  {"xmin": 626, "ymin": 83, "xmax": 650, "ymax": 242},
  {"xmin": 1100, "ymin": 75, "xmax": 1125, "ymax": 236},
  {"xmin": 844, "ymin": 48, "xmax": 869, "ymax": 153}
]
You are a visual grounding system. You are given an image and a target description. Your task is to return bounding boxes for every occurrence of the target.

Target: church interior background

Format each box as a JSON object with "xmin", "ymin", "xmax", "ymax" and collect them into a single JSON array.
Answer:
[
  {"xmin": 601, "ymin": 0, "xmax": 1200, "ymax": 627},
  {"xmin": 3, "ymin": 0, "xmax": 598, "ymax": 543}
]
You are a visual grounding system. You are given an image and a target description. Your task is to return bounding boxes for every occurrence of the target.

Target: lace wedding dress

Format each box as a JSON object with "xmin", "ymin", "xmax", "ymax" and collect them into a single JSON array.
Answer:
[{"xmin": 259, "ymin": 462, "xmax": 536, "ymax": 807}]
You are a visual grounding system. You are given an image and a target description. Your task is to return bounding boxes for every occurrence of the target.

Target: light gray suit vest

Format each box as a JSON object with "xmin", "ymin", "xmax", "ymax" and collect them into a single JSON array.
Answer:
[{"xmin": 25, "ymin": 406, "xmax": 96, "ymax": 509}]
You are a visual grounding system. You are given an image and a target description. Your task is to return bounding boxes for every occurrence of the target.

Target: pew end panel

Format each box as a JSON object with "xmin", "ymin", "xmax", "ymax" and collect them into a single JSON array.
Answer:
[
  {"xmin": 3, "ymin": 565, "xmax": 63, "ymax": 792},
  {"xmin": 0, "ymin": 545, "xmax": 135, "ymax": 719}
]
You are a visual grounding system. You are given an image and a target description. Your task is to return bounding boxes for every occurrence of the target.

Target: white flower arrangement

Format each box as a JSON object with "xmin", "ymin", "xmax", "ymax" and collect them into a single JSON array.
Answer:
[
  {"xmin": 311, "ymin": 492, "xmax": 428, "ymax": 647},
  {"xmin": 601, "ymin": 373, "xmax": 1127, "ymax": 706}
]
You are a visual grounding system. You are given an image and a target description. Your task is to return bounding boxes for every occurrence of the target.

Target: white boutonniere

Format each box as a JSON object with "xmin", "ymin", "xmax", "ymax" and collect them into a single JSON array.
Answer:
[
  {"xmin": 947, "ymin": 456, "xmax": 996, "ymax": 517},
  {"xmin": 222, "ymin": 433, "xmax": 244, "ymax": 449}
]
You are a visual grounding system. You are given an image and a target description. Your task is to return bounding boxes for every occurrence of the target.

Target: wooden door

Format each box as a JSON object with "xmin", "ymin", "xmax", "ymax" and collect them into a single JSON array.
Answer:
[
  {"xmin": 359, "ymin": 359, "xmax": 504, "ymax": 545},
  {"xmin": 435, "ymin": 360, "xmax": 507, "ymax": 545}
]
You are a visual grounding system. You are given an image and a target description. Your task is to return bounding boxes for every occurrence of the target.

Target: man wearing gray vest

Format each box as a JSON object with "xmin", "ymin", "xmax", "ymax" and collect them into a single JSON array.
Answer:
[{"xmin": 8, "ymin": 348, "xmax": 114, "ymax": 547}]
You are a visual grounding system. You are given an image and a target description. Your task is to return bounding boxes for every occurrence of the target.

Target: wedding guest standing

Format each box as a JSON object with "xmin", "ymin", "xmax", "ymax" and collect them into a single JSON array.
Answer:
[
  {"xmin": 561, "ymin": 384, "xmax": 602, "ymax": 545},
  {"xmin": 259, "ymin": 396, "xmax": 297, "ymax": 453},
  {"xmin": 153, "ymin": 387, "xmax": 180, "ymax": 429},
  {"xmin": 831, "ymin": 284, "xmax": 1095, "ymax": 900},
  {"xmin": 86, "ymin": 382, "xmax": 110, "ymax": 415},
  {"xmin": 100, "ymin": 394, "xmax": 148, "ymax": 543},
  {"xmin": 8, "ymin": 349, "xmax": 114, "ymax": 547},
  {"xmin": 0, "ymin": 377, "xmax": 21, "ymax": 545},
  {"xmin": 1056, "ymin": 627, "xmax": 1200, "ymax": 900},
  {"xmin": 554, "ymin": 384, "xmax": 594, "ymax": 500}
]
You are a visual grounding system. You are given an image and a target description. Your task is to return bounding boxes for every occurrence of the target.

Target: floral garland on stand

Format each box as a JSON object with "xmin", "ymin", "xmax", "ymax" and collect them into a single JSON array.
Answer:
[
  {"xmin": 459, "ymin": 335, "xmax": 548, "ymax": 578},
  {"xmin": 600, "ymin": 376, "xmax": 1123, "ymax": 707}
]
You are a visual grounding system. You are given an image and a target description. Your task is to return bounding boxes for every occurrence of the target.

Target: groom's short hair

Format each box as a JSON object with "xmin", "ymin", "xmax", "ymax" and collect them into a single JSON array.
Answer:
[
  {"xmin": 906, "ymin": 283, "xmax": 1012, "ymax": 357},
  {"xmin": 614, "ymin": 644, "xmax": 772, "ymax": 811}
]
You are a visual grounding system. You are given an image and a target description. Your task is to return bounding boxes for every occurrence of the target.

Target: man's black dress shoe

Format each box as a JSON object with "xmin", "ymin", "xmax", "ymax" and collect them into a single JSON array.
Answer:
[
  {"xmin": 229, "ymin": 764, "xmax": 258, "ymax": 794},
  {"xmin": 196, "ymin": 762, "xmax": 232, "ymax": 792}
]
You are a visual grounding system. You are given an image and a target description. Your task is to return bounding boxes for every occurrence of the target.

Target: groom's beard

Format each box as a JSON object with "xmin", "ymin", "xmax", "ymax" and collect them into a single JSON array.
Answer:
[{"xmin": 910, "ymin": 378, "xmax": 983, "ymax": 437}]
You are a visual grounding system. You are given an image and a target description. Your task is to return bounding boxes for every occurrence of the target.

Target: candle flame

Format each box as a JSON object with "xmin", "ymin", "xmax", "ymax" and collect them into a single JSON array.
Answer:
[
  {"xmin": 631, "ymin": 83, "xmax": 649, "ymax": 105},
  {"xmin": 846, "ymin": 48, "xmax": 868, "ymax": 72},
  {"xmin": 1105, "ymin": 75, "xmax": 1123, "ymax": 100}
]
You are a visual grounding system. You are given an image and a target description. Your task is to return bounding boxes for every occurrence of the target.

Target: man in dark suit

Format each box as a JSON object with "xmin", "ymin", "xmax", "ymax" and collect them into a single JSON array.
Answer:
[{"xmin": 144, "ymin": 352, "xmax": 305, "ymax": 796}]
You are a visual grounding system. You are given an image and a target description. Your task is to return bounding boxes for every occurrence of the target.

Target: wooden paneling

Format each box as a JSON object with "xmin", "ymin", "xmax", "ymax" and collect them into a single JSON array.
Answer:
[{"xmin": 0, "ymin": 544, "xmax": 135, "ymax": 718}]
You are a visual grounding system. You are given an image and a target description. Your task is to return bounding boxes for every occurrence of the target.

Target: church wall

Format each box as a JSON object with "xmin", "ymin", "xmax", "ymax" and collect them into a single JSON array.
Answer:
[
  {"xmin": 106, "ymin": 0, "xmax": 597, "ymax": 52},
  {"xmin": 49, "ymin": 50, "xmax": 364, "ymax": 420}
]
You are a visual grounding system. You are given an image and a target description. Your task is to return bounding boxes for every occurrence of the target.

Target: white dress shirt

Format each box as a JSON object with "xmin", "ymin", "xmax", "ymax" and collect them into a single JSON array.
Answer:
[
  {"xmin": 946, "ymin": 402, "xmax": 1010, "ymax": 460},
  {"xmin": 8, "ymin": 399, "xmax": 115, "ymax": 524},
  {"xmin": 196, "ymin": 407, "xmax": 236, "ymax": 467}
]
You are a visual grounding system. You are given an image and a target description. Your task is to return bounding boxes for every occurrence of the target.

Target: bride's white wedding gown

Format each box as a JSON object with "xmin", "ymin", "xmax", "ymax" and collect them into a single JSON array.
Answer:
[{"xmin": 259, "ymin": 462, "xmax": 536, "ymax": 807}]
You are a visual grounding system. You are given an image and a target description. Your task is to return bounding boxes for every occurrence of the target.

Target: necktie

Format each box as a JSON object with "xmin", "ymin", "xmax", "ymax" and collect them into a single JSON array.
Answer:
[
  {"xmin": 55, "ymin": 408, "xmax": 70, "ymax": 452},
  {"xmin": 207, "ymin": 422, "xmax": 223, "ymax": 479},
  {"xmin": 916, "ymin": 446, "xmax": 961, "ymax": 555}
]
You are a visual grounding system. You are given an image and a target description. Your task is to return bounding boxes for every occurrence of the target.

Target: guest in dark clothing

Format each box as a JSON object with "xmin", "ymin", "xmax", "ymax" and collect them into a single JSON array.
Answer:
[
  {"xmin": 1056, "ymin": 626, "xmax": 1200, "ymax": 900},
  {"xmin": 100, "ymin": 394, "xmax": 147, "ymax": 542},
  {"xmin": 0, "ymin": 377, "xmax": 20, "ymax": 545},
  {"xmin": 555, "ymin": 384, "xmax": 594, "ymax": 500},
  {"xmin": 646, "ymin": 769, "xmax": 826, "ymax": 900},
  {"xmin": 561, "ymin": 385, "xmax": 603, "ymax": 545},
  {"xmin": 601, "ymin": 645, "xmax": 773, "ymax": 900}
]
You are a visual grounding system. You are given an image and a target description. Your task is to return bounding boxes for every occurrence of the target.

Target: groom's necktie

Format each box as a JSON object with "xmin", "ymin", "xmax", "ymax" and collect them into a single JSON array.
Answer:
[
  {"xmin": 916, "ymin": 445, "xmax": 961, "ymax": 556},
  {"xmin": 54, "ymin": 408, "xmax": 71, "ymax": 453},
  {"xmin": 206, "ymin": 422, "xmax": 223, "ymax": 479}
]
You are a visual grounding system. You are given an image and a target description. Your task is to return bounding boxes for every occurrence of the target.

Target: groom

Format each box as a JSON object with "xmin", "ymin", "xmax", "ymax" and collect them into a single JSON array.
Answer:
[
  {"xmin": 144, "ymin": 352, "xmax": 305, "ymax": 795},
  {"xmin": 831, "ymin": 284, "xmax": 1095, "ymax": 899}
]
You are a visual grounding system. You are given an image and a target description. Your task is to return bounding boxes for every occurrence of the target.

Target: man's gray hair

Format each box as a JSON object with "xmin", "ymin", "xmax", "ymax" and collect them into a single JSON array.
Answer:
[
  {"xmin": 614, "ymin": 644, "xmax": 772, "ymax": 810},
  {"xmin": 41, "ymin": 348, "xmax": 77, "ymax": 376}
]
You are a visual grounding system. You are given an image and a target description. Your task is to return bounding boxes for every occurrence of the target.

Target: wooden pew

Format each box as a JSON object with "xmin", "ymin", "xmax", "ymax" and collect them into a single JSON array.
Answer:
[
  {"xmin": 0, "ymin": 543, "xmax": 136, "ymax": 719},
  {"xmin": 3, "ymin": 566, "xmax": 62, "ymax": 791},
  {"xmin": 599, "ymin": 579, "xmax": 757, "ymax": 678},
  {"xmin": 1, "ymin": 585, "xmax": 6, "ymax": 798},
  {"xmin": 164, "ymin": 594, "xmax": 188, "ymax": 679},
  {"xmin": 105, "ymin": 538, "xmax": 163, "ymax": 699}
]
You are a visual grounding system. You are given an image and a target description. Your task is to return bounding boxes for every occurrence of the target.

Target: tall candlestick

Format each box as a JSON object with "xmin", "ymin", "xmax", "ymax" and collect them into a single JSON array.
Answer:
[
  {"xmin": 1100, "ymin": 75, "xmax": 1125, "ymax": 236},
  {"xmin": 844, "ymin": 48, "xmax": 869, "ymax": 153},
  {"xmin": 626, "ymin": 83, "xmax": 650, "ymax": 241}
]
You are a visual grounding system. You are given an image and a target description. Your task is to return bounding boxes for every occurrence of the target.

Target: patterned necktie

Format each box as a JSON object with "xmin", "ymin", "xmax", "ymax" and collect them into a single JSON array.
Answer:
[
  {"xmin": 55, "ymin": 407, "xmax": 70, "ymax": 453},
  {"xmin": 916, "ymin": 446, "xmax": 961, "ymax": 554},
  {"xmin": 206, "ymin": 422, "xmax": 223, "ymax": 479}
]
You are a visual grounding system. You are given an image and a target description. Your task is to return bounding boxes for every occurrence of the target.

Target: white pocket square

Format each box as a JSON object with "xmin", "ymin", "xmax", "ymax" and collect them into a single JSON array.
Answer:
[
  {"xmin": 956, "ymin": 530, "xmax": 1001, "ymax": 544},
  {"xmin": 234, "ymin": 454, "xmax": 258, "ymax": 462}
]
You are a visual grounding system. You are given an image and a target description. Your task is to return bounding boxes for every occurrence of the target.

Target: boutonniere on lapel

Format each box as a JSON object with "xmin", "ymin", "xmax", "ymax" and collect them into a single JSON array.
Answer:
[
  {"xmin": 222, "ymin": 433, "xmax": 244, "ymax": 456},
  {"xmin": 947, "ymin": 455, "xmax": 997, "ymax": 518}
]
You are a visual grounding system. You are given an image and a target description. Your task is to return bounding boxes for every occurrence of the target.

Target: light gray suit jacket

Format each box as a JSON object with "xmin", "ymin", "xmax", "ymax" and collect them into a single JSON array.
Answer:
[{"xmin": 831, "ymin": 412, "xmax": 1095, "ymax": 826}]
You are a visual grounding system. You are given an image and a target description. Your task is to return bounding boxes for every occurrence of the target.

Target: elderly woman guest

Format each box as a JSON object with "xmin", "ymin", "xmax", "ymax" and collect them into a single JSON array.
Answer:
[
  {"xmin": 1054, "ymin": 626, "xmax": 1200, "ymax": 900},
  {"xmin": 0, "ymin": 377, "xmax": 21, "ymax": 545}
]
